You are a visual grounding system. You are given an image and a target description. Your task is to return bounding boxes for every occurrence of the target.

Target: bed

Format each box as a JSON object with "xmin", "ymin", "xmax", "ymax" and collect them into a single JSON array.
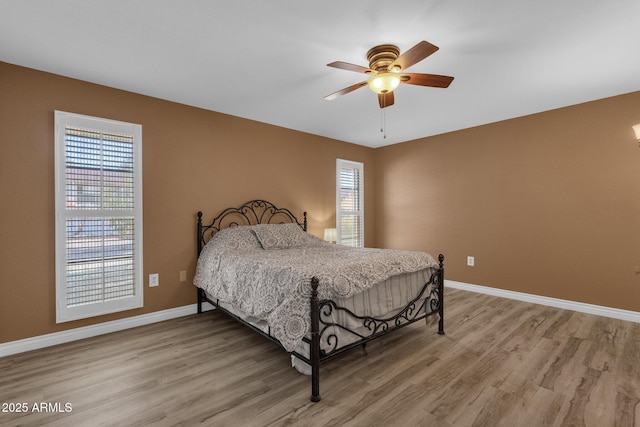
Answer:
[{"xmin": 193, "ymin": 199, "xmax": 444, "ymax": 402}]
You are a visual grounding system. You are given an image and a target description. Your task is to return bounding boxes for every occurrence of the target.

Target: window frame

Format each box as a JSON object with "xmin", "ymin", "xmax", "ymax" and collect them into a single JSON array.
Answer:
[
  {"xmin": 54, "ymin": 111, "xmax": 143, "ymax": 323},
  {"xmin": 336, "ymin": 158, "xmax": 364, "ymax": 247}
]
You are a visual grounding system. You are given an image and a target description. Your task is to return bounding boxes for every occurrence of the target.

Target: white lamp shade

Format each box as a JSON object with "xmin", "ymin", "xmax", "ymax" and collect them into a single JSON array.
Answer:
[
  {"xmin": 633, "ymin": 124, "xmax": 640, "ymax": 141},
  {"xmin": 324, "ymin": 228, "xmax": 337, "ymax": 242}
]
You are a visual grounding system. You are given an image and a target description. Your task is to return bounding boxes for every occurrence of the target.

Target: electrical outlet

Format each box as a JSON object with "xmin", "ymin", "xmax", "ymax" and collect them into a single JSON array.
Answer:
[
  {"xmin": 179, "ymin": 270, "xmax": 187, "ymax": 282},
  {"xmin": 467, "ymin": 256, "xmax": 475, "ymax": 267},
  {"xmin": 149, "ymin": 273, "xmax": 159, "ymax": 287}
]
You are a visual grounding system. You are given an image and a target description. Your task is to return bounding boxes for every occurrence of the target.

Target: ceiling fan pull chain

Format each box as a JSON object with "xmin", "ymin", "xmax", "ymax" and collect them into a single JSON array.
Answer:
[{"xmin": 381, "ymin": 108, "xmax": 387, "ymax": 139}]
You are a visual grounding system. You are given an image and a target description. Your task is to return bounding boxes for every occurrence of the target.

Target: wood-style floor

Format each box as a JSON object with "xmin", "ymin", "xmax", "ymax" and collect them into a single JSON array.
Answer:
[{"xmin": 2, "ymin": 288, "xmax": 640, "ymax": 426}]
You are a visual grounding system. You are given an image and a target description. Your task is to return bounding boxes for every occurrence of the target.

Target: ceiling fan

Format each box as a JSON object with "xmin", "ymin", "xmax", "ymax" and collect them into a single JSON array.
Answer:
[{"xmin": 324, "ymin": 41, "xmax": 454, "ymax": 109}]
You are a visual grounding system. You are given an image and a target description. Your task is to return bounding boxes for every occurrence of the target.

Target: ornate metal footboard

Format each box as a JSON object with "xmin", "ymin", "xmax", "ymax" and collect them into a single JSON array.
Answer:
[
  {"xmin": 301, "ymin": 254, "xmax": 444, "ymax": 402},
  {"xmin": 195, "ymin": 200, "xmax": 444, "ymax": 402}
]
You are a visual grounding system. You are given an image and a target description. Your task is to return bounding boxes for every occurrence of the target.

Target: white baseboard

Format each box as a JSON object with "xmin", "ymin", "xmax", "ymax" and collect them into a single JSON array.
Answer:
[
  {"xmin": 445, "ymin": 280, "xmax": 640, "ymax": 324},
  {"xmin": 201, "ymin": 301, "xmax": 215, "ymax": 311},
  {"xmin": 0, "ymin": 304, "xmax": 205, "ymax": 358}
]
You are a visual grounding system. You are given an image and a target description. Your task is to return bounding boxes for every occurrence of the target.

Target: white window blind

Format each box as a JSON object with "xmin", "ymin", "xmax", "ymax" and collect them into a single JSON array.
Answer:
[
  {"xmin": 336, "ymin": 159, "xmax": 364, "ymax": 247},
  {"xmin": 55, "ymin": 111, "xmax": 143, "ymax": 323}
]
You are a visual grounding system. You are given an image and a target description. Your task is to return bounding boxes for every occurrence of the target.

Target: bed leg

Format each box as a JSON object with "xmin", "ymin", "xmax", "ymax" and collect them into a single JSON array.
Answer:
[
  {"xmin": 437, "ymin": 254, "xmax": 445, "ymax": 335},
  {"xmin": 310, "ymin": 277, "xmax": 321, "ymax": 402},
  {"xmin": 196, "ymin": 212, "xmax": 204, "ymax": 315}
]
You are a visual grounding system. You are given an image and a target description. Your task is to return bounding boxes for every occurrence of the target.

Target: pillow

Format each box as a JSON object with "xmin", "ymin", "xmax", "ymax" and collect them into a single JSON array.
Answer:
[
  {"xmin": 251, "ymin": 223, "xmax": 311, "ymax": 249},
  {"xmin": 209, "ymin": 225, "xmax": 262, "ymax": 251}
]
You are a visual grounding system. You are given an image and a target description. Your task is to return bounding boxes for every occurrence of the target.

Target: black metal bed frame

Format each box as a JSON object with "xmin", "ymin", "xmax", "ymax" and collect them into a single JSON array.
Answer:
[{"xmin": 196, "ymin": 199, "xmax": 444, "ymax": 402}]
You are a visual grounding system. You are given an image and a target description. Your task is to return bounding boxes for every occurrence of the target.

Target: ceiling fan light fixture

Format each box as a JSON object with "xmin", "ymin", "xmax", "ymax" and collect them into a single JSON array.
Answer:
[
  {"xmin": 325, "ymin": 40, "xmax": 453, "ymax": 108},
  {"xmin": 367, "ymin": 72, "xmax": 401, "ymax": 94}
]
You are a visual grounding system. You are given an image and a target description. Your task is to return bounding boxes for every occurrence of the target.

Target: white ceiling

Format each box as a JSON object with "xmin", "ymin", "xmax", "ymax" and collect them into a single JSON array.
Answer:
[{"xmin": 1, "ymin": 1, "xmax": 639, "ymax": 148}]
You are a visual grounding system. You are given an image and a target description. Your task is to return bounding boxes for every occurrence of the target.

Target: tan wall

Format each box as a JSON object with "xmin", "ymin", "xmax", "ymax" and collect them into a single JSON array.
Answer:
[
  {"xmin": 3, "ymin": 59, "xmax": 640, "ymax": 345},
  {"xmin": 375, "ymin": 91, "xmax": 640, "ymax": 311},
  {"xmin": 0, "ymin": 62, "xmax": 375, "ymax": 343}
]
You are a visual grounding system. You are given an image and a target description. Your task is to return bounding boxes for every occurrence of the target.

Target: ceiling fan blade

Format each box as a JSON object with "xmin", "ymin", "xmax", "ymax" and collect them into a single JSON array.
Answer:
[
  {"xmin": 327, "ymin": 61, "xmax": 373, "ymax": 74},
  {"xmin": 378, "ymin": 92, "xmax": 394, "ymax": 109},
  {"xmin": 324, "ymin": 81, "xmax": 368, "ymax": 100},
  {"xmin": 389, "ymin": 41, "xmax": 439, "ymax": 71},
  {"xmin": 400, "ymin": 73, "xmax": 454, "ymax": 88}
]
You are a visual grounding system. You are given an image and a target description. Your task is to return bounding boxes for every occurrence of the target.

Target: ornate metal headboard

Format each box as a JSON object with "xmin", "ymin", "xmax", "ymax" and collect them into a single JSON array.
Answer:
[{"xmin": 197, "ymin": 199, "xmax": 307, "ymax": 255}]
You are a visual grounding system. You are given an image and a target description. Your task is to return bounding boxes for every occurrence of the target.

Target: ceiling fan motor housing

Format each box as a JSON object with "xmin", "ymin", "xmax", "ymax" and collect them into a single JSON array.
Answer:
[{"xmin": 367, "ymin": 44, "xmax": 400, "ymax": 72}]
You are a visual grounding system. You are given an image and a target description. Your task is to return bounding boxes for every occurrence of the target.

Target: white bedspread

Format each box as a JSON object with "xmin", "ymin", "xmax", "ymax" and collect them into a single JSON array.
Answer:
[{"xmin": 193, "ymin": 224, "xmax": 438, "ymax": 351}]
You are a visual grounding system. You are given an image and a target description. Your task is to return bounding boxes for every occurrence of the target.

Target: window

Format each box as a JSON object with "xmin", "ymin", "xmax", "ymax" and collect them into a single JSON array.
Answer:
[
  {"xmin": 54, "ymin": 111, "xmax": 143, "ymax": 323},
  {"xmin": 336, "ymin": 159, "xmax": 364, "ymax": 247}
]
